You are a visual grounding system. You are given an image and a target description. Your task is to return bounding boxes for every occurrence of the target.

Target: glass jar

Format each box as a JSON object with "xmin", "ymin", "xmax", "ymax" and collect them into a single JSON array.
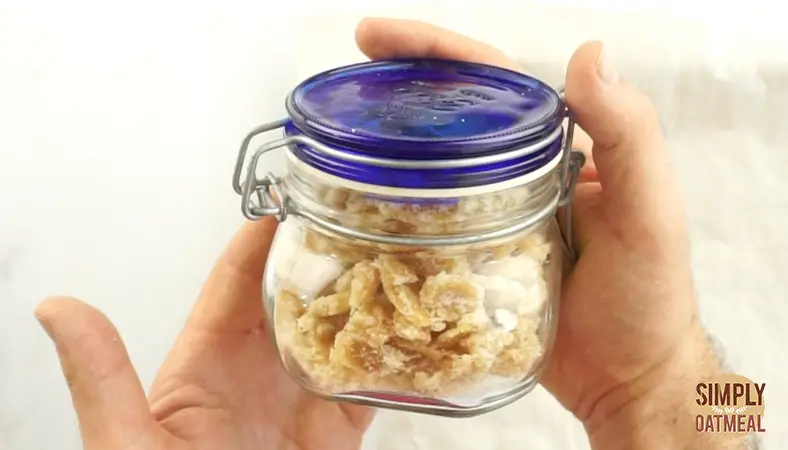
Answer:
[{"xmin": 232, "ymin": 59, "xmax": 584, "ymax": 417}]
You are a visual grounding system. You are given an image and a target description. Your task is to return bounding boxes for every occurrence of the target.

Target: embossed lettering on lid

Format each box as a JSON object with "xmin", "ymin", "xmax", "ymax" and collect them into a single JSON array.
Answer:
[{"xmin": 285, "ymin": 59, "xmax": 564, "ymax": 160}]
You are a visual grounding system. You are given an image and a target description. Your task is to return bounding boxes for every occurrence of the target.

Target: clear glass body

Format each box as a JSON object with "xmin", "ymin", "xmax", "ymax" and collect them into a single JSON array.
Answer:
[{"xmin": 263, "ymin": 158, "xmax": 564, "ymax": 416}]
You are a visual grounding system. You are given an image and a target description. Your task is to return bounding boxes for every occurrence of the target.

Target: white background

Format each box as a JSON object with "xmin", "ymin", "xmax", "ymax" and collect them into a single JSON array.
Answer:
[{"xmin": 1, "ymin": 1, "xmax": 786, "ymax": 449}]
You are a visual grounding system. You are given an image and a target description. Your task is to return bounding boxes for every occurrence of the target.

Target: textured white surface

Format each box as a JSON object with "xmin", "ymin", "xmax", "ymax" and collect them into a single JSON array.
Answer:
[{"xmin": 1, "ymin": 1, "xmax": 786, "ymax": 449}]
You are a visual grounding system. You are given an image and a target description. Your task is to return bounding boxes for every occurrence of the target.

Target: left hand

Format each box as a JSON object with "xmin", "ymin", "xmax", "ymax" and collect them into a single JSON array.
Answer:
[{"xmin": 36, "ymin": 218, "xmax": 373, "ymax": 450}]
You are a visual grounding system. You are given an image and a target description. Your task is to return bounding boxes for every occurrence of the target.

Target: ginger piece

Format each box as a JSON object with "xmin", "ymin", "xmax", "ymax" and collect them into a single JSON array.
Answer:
[
  {"xmin": 304, "ymin": 292, "xmax": 351, "ymax": 318},
  {"xmin": 379, "ymin": 218, "xmax": 418, "ymax": 234},
  {"xmin": 401, "ymin": 253, "xmax": 472, "ymax": 277},
  {"xmin": 331, "ymin": 338, "xmax": 442, "ymax": 393},
  {"xmin": 375, "ymin": 200, "xmax": 459, "ymax": 235},
  {"xmin": 432, "ymin": 308, "xmax": 511, "ymax": 373},
  {"xmin": 348, "ymin": 260, "xmax": 380, "ymax": 311},
  {"xmin": 393, "ymin": 311, "xmax": 431, "ymax": 342},
  {"xmin": 491, "ymin": 314, "xmax": 542, "ymax": 377},
  {"xmin": 486, "ymin": 225, "xmax": 552, "ymax": 262},
  {"xmin": 412, "ymin": 353, "xmax": 485, "ymax": 396},
  {"xmin": 390, "ymin": 338, "xmax": 452, "ymax": 394},
  {"xmin": 340, "ymin": 302, "xmax": 394, "ymax": 344},
  {"xmin": 489, "ymin": 241, "xmax": 519, "ymax": 260},
  {"xmin": 293, "ymin": 294, "xmax": 351, "ymax": 368},
  {"xmin": 303, "ymin": 229, "xmax": 336, "ymax": 255},
  {"xmin": 464, "ymin": 327, "xmax": 514, "ymax": 371},
  {"xmin": 343, "ymin": 192, "xmax": 381, "ymax": 214},
  {"xmin": 294, "ymin": 291, "xmax": 352, "ymax": 353},
  {"xmin": 516, "ymin": 232, "xmax": 552, "ymax": 263},
  {"xmin": 320, "ymin": 186, "xmax": 350, "ymax": 209},
  {"xmin": 331, "ymin": 301, "xmax": 397, "ymax": 376},
  {"xmin": 434, "ymin": 308, "xmax": 489, "ymax": 348},
  {"xmin": 392, "ymin": 337, "xmax": 446, "ymax": 364},
  {"xmin": 294, "ymin": 314, "xmax": 348, "ymax": 368},
  {"xmin": 375, "ymin": 255, "xmax": 419, "ymax": 284},
  {"xmin": 274, "ymin": 289, "xmax": 306, "ymax": 337},
  {"xmin": 317, "ymin": 184, "xmax": 536, "ymax": 237},
  {"xmin": 412, "ymin": 370, "xmax": 445, "ymax": 395},
  {"xmin": 334, "ymin": 269, "xmax": 354, "ymax": 293},
  {"xmin": 419, "ymin": 272, "xmax": 483, "ymax": 322},
  {"xmin": 375, "ymin": 256, "xmax": 434, "ymax": 328},
  {"xmin": 383, "ymin": 338, "xmax": 444, "ymax": 373},
  {"xmin": 304, "ymin": 229, "xmax": 368, "ymax": 263},
  {"xmin": 378, "ymin": 343, "xmax": 419, "ymax": 373},
  {"xmin": 455, "ymin": 186, "xmax": 531, "ymax": 217},
  {"xmin": 331, "ymin": 330, "xmax": 384, "ymax": 374},
  {"xmin": 385, "ymin": 282, "xmax": 427, "ymax": 325}
]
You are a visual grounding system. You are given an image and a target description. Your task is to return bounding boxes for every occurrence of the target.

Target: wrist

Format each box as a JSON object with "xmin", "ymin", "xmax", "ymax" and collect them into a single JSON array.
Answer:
[{"xmin": 584, "ymin": 326, "xmax": 751, "ymax": 450}]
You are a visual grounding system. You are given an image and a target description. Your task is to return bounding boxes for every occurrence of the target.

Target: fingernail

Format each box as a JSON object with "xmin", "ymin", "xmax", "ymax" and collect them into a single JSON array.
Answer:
[{"xmin": 596, "ymin": 44, "xmax": 619, "ymax": 85}]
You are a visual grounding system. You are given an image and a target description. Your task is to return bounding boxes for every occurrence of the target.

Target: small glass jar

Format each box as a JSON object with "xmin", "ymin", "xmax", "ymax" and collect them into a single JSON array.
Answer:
[{"xmin": 232, "ymin": 59, "xmax": 584, "ymax": 417}]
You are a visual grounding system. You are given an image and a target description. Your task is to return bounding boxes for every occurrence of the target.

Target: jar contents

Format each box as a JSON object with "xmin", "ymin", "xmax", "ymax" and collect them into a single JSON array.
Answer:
[{"xmin": 271, "ymin": 188, "xmax": 556, "ymax": 400}]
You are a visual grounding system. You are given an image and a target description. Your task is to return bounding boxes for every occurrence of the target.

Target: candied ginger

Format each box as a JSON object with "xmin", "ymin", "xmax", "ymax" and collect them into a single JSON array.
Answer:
[
  {"xmin": 419, "ymin": 272, "xmax": 483, "ymax": 322},
  {"xmin": 273, "ymin": 201, "xmax": 553, "ymax": 398}
]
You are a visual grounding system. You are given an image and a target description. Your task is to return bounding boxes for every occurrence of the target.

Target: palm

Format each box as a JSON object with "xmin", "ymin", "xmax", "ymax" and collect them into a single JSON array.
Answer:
[
  {"xmin": 542, "ymin": 179, "xmax": 697, "ymax": 421},
  {"xmin": 35, "ymin": 218, "xmax": 374, "ymax": 450},
  {"xmin": 145, "ymin": 254, "xmax": 373, "ymax": 450}
]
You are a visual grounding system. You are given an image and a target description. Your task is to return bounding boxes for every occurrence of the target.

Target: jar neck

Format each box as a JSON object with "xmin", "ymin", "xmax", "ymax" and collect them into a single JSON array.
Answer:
[{"xmin": 282, "ymin": 150, "xmax": 561, "ymax": 238}]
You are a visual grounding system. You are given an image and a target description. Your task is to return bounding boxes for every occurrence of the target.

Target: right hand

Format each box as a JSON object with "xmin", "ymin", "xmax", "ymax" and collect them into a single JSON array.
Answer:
[
  {"xmin": 357, "ymin": 18, "xmax": 738, "ymax": 449},
  {"xmin": 543, "ymin": 42, "xmax": 723, "ymax": 446}
]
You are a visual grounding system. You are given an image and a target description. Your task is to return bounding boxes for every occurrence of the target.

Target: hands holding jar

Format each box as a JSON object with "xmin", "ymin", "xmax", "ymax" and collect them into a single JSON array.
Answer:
[{"xmin": 34, "ymin": 18, "xmax": 750, "ymax": 450}]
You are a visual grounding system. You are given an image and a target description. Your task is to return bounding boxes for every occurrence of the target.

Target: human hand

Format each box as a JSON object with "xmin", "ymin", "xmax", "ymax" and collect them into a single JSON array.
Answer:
[
  {"xmin": 37, "ymin": 17, "xmax": 743, "ymax": 450},
  {"xmin": 35, "ymin": 219, "xmax": 373, "ymax": 450},
  {"xmin": 354, "ymin": 18, "xmax": 739, "ymax": 449}
]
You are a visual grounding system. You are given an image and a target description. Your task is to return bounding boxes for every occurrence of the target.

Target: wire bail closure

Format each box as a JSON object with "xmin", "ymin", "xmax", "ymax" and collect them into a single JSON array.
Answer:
[{"xmin": 232, "ymin": 90, "xmax": 583, "ymax": 261}]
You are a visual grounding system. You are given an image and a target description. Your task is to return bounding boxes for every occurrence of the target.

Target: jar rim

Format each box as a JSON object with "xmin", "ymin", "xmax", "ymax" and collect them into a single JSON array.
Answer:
[
  {"xmin": 285, "ymin": 145, "xmax": 564, "ymax": 198},
  {"xmin": 283, "ymin": 123, "xmax": 563, "ymax": 190}
]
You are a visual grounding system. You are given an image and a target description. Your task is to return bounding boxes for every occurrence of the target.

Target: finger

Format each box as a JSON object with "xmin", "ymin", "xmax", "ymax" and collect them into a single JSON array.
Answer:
[
  {"xmin": 35, "ymin": 297, "xmax": 156, "ymax": 447},
  {"xmin": 186, "ymin": 218, "xmax": 278, "ymax": 333},
  {"xmin": 565, "ymin": 41, "xmax": 687, "ymax": 241},
  {"xmin": 355, "ymin": 18, "xmax": 523, "ymax": 72}
]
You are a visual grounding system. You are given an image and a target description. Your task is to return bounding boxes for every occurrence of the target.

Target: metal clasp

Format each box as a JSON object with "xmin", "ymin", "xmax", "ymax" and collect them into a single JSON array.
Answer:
[
  {"xmin": 233, "ymin": 118, "xmax": 294, "ymax": 222},
  {"xmin": 556, "ymin": 86, "xmax": 585, "ymax": 263}
]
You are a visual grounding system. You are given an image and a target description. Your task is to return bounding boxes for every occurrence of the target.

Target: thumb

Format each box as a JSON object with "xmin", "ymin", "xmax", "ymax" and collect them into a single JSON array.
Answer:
[
  {"xmin": 564, "ymin": 41, "xmax": 687, "ymax": 242},
  {"xmin": 35, "ymin": 297, "xmax": 157, "ymax": 448}
]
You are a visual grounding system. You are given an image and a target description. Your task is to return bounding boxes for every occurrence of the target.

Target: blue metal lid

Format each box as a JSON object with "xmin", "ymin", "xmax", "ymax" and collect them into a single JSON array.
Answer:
[{"xmin": 283, "ymin": 59, "xmax": 565, "ymax": 189}]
